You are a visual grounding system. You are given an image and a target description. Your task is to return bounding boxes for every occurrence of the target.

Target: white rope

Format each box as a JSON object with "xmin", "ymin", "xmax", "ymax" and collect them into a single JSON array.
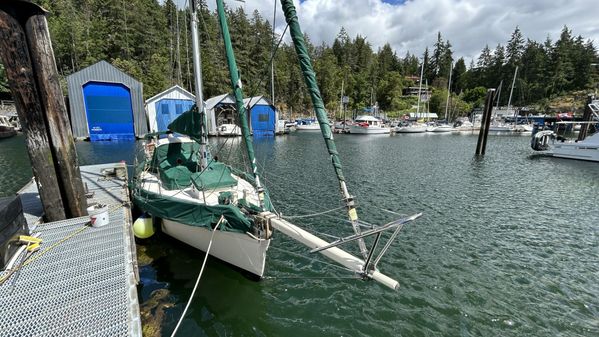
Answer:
[{"xmin": 170, "ymin": 216, "xmax": 224, "ymax": 337}]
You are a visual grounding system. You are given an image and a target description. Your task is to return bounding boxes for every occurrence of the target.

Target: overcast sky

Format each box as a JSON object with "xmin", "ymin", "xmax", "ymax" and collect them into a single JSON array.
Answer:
[{"xmin": 180, "ymin": 0, "xmax": 599, "ymax": 62}]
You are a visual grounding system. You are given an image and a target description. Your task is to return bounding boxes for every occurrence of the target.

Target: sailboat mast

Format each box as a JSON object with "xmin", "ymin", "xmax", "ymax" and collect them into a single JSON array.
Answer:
[
  {"xmin": 271, "ymin": 0, "xmax": 277, "ymax": 104},
  {"xmin": 416, "ymin": 60, "xmax": 424, "ymax": 117},
  {"xmin": 444, "ymin": 61, "xmax": 453, "ymax": 121},
  {"xmin": 189, "ymin": 1, "xmax": 208, "ymax": 169},
  {"xmin": 507, "ymin": 66, "xmax": 518, "ymax": 123},
  {"xmin": 215, "ymin": 0, "xmax": 264, "ymax": 196},
  {"xmin": 279, "ymin": 0, "xmax": 368, "ymax": 260},
  {"xmin": 340, "ymin": 79, "xmax": 344, "ymax": 121}
]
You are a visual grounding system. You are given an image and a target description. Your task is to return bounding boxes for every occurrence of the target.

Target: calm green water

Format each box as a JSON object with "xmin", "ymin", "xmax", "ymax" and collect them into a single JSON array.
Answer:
[{"xmin": 1, "ymin": 133, "xmax": 598, "ymax": 336}]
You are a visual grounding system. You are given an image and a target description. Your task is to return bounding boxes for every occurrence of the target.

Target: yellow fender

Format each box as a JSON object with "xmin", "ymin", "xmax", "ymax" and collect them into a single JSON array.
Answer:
[{"xmin": 133, "ymin": 214, "xmax": 155, "ymax": 239}]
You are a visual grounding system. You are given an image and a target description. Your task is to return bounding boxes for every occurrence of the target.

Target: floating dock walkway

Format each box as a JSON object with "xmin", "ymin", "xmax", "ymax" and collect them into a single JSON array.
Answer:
[{"xmin": 0, "ymin": 163, "xmax": 141, "ymax": 337}]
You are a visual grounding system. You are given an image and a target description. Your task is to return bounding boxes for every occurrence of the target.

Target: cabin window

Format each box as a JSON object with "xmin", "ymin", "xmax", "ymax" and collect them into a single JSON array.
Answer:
[{"xmin": 258, "ymin": 113, "xmax": 269, "ymax": 122}]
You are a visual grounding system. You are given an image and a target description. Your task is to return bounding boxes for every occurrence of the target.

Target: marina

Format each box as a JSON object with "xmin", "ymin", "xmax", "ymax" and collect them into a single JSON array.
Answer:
[
  {"xmin": 2, "ymin": 132, "xmax": 598, "ymax": 336},
  {"xmin": 1, "ymin": 0, "xmax": 598, "ymax": 336}
]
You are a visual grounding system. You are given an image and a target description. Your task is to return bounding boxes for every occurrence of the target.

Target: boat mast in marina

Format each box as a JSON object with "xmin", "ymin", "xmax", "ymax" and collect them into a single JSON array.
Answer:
[
  {"xmin": 416, "ymin": 60, "xmax": 424, "ymax": 118},
  {"xmin": 190, "ymin": 0, "xmax": 208, "ymax": 169},
  {"xmin": 507, "ymin": 66, "xmax": 518, "ymax": 124},
  {"xmin": 444, "ymin": 61, "xmax": 453, "ymax": 122}
]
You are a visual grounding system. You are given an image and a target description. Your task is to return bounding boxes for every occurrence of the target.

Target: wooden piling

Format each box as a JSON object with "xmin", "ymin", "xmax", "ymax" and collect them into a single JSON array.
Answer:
[
  {"xmin": 475, "ymin": 89, "xmax": 496, "ymax": 156},
  {"xmin": 24, "ymin": 8, "xmax": 87, "ymax": 217},
  {"xmin": 577, "ymin": 94, "xmax": 594, "ymax": 141},
  {"xmin": 0, "ymin": 5, "xmax": 66, "ymax": 221}
]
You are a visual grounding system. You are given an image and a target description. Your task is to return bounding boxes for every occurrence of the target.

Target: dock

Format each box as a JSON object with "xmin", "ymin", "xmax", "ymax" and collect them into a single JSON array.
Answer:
[{"xmin": 0, "ymin": 163, "xmax": 141, "ymax": 337}]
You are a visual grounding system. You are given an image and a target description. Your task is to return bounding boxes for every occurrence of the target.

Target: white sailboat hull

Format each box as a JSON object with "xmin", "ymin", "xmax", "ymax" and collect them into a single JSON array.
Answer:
[
  {"xmin": 348, "ymin": 125, "xmax": 391, "ymax": 134},
  {"xmin": 162, "ymin": 219, "xmax": 270, "ymax": 277},
  {"xmin": 426, "ymin": 125, "xmax": 453, "ymax": 133},
  {"xmin": 488, "ymin": 125, "xmax": 514, "ymax": 132},
  {"xmin": 295, "ymin": 124, "xmax": 320, "ymax": 131},
  {"xmin": 395, "ymin": 126, "xmax": 427, "ymax": 133}
]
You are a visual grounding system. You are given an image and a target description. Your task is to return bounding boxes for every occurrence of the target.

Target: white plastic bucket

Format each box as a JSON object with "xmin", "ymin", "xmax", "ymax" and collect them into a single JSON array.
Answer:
[{"xmin": 87, "ymin": 205, "xmax": 109, "ymax": 228}]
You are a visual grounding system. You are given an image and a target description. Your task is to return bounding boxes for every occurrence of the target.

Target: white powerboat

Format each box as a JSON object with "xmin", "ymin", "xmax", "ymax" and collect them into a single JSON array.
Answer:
[
  {"xmin": 348, "ymin": 115, "xmax": 390, "ymax": 134},
  {"xmin": 218, "ymin": 123, "xmax": 241, "ymax": 136},
  {"xmin": 0, "ymin": 115, "xmax": 17, "ymax": 139},
  {"xmin": 295, "ymin": 118, "xmax": 320, "ymax": 131},
  {"xmin": 531, "ymin": 123, "xmax": 599, "ymax": 162}
]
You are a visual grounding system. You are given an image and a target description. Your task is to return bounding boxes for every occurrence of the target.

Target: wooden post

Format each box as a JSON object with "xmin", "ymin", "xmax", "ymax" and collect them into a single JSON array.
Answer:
[
  {"xmin": 23, "ymin": 7, "xmax": 87, "ymax": 217},
  {"xmin": 475, "ymin": 89, "xmax": 496, "ymax": 156},
  {"xmin": 577, "ymin": 94, "xmax": 594, "ymax": 141},
  {"xmin": 0, "ymin": 5, "xmax": 66, "ymax": 221}
]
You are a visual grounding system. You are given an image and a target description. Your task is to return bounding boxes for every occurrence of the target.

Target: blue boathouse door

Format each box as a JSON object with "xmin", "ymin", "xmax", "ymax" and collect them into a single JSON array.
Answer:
[
  {"xmin": 155, "ymin": 99, "xmax": 195, "ymax": 132},
  {"xmin": 83, "ymin": 82, "xmax": 135, "ymax": 141}
]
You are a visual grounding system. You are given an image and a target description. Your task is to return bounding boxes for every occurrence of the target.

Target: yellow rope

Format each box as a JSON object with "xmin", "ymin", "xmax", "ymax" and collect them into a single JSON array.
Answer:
[{"xmin": 0, "ymin": 203, "xmax": 125, "ymax": 286}]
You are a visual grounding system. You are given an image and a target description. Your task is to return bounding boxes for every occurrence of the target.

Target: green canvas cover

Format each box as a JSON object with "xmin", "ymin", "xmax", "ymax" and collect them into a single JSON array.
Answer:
[
  {"xmin": 151, "ymin": 141, "xmax": 200, "ymax": 173},
  {"xmin": 160, "ymin": 165, "xmax": 193, "ymax": 190},
  {"xmin": 191, "ymin": 162, "xmax": 238, "ymax": 191},
  {"xmin": 132, "ymin": 189, "xmax": 253, "ymax": 233}
]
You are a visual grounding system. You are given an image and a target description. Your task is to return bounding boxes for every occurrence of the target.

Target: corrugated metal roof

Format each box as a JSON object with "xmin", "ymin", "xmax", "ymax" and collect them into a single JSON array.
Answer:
[
  {"xmin": 243, "ymin": 95, "xmax": 273, "ymax": 108},
  {"xmin": 145, "ymin": 85, "xmax": 195, "ymax": 105},
  {"xmin": 67, "ymin": 61, "xmax": 147, "ymax": 139},
  {"xmin": 205, "ymin": 93, "xmax": 235, "ymax": 110}
]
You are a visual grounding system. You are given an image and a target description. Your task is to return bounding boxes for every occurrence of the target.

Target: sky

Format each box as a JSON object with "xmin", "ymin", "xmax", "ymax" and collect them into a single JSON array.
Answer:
[{"xmin": 179, "ymin": 0, "xmax": 599, "ymax": 62}]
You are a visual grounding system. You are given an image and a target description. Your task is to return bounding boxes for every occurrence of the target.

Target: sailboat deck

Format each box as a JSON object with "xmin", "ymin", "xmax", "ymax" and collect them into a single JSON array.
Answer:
[{"xmin": 1, "ymin": 163, "xmax": 141, "ymax": 337}]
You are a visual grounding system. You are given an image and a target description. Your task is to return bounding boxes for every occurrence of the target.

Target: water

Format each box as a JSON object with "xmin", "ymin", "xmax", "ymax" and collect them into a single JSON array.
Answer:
[{"xmin": 1, "ymin": 133, "xmax": 598, "ymax": 336}]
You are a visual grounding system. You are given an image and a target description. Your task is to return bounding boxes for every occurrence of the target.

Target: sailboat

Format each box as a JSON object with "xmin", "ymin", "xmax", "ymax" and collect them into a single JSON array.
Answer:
[
  {"xmin": 133, "ymin": 0, "xmax": 419, "ymax": 289},
  {"xmin": 395, "ymin": 61, "xmax": 426, "ymax": 134},
  {"xmin": 133, "ymin": 0, "xmax": 273, "ymax": 277},
  {"xmin": 427, "ymin": 62, "xmax": 453, "ymax": 133}
]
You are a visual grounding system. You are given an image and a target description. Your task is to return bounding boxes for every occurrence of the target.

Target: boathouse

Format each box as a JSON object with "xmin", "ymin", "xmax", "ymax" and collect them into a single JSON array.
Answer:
[
  {"xmin": 67, "ymin": 61, "xmax": 147, "ymax": 141},
  {"xmin": 244, "ymin": 96, "xmax": 277, "ymax": 136},
  {"xmin": 206, "ymin": 93, "xmax": 236, "ymax": 135},
  {"xmin": 146, "ymin": 85, "xmax": 195, "ymax": 133}
]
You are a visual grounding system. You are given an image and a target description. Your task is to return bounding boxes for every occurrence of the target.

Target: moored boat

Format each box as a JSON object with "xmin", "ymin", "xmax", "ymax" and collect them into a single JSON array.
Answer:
[
  {"xmin": 0, "ymin": 115, "xmax": 17, "ymax": 139},
  {"xmin": 295, "ymin": 118, "xmax": 320, "ymax": 131},
  {"xmin": 395, "ymin": 123, "xmax": 427, "ymax": 133},
  {"xmin": 217, "ymin": 123, "xmax": 241, "ymax": 136},
  {"xmin": 348, "ymin": 115, "xmax": 390, "ymax": 134},
  {"xmin": 531, "ymin": 117, "xmax": 599, "ymax": 162}
]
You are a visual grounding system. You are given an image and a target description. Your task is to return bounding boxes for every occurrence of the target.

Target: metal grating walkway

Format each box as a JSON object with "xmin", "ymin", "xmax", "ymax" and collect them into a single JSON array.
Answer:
[{"xmin": 2, "ymin": 163, "xmax": 141, "ymax": 337}]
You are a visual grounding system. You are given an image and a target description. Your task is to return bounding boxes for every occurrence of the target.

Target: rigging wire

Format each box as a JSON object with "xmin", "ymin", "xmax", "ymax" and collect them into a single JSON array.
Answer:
[{"xmin": 267, "ymin": 245, "xmax": 354, "ymax": 274}]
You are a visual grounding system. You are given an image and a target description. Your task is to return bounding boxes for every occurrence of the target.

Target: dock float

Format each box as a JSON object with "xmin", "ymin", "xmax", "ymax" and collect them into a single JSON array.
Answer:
[{"xmin": 0, "ymin": 163, "xmax": 141, "ymax": 337}]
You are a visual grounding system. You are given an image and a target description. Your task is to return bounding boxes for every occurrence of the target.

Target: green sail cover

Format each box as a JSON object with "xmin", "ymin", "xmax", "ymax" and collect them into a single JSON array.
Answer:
[
  {"xmin": 167, "ymin": 105, "xmax": 203, "ymax": 142},
  {"xmin": 280, "ymin": 0, "xmax": 346, "ymax": 183}
]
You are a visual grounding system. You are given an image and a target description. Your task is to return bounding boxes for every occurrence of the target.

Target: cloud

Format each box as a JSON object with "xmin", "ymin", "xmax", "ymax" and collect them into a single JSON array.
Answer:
[{"xmin": 193, "ymin": 0, "xmax": 599, "ymax": 62}]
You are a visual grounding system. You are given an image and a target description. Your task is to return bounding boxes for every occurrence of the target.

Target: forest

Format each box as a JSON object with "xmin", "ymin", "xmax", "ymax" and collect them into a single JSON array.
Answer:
[{"xmin": 1, "ymin": 0, "xmax": 598, "ymax": 119}]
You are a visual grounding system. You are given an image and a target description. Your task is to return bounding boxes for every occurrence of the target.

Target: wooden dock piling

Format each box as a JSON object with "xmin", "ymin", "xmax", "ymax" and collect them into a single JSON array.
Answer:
[
  {"xmin": 475, "ymin": 89, "xmax": 496, "ymax": 156},
  {"xmin": 0, "ymin": 1, "xmax": 87, "ymax": 220}
]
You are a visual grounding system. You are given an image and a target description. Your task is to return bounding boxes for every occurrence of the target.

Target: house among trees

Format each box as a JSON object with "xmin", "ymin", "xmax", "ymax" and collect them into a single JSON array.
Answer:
[
  {"xmin": 146, "ymin": 85, "xmax": 195, "ymax": 133},
  {"xmin": 67, "ymin": 61, "xmax": 146, "ymax": 141}
]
